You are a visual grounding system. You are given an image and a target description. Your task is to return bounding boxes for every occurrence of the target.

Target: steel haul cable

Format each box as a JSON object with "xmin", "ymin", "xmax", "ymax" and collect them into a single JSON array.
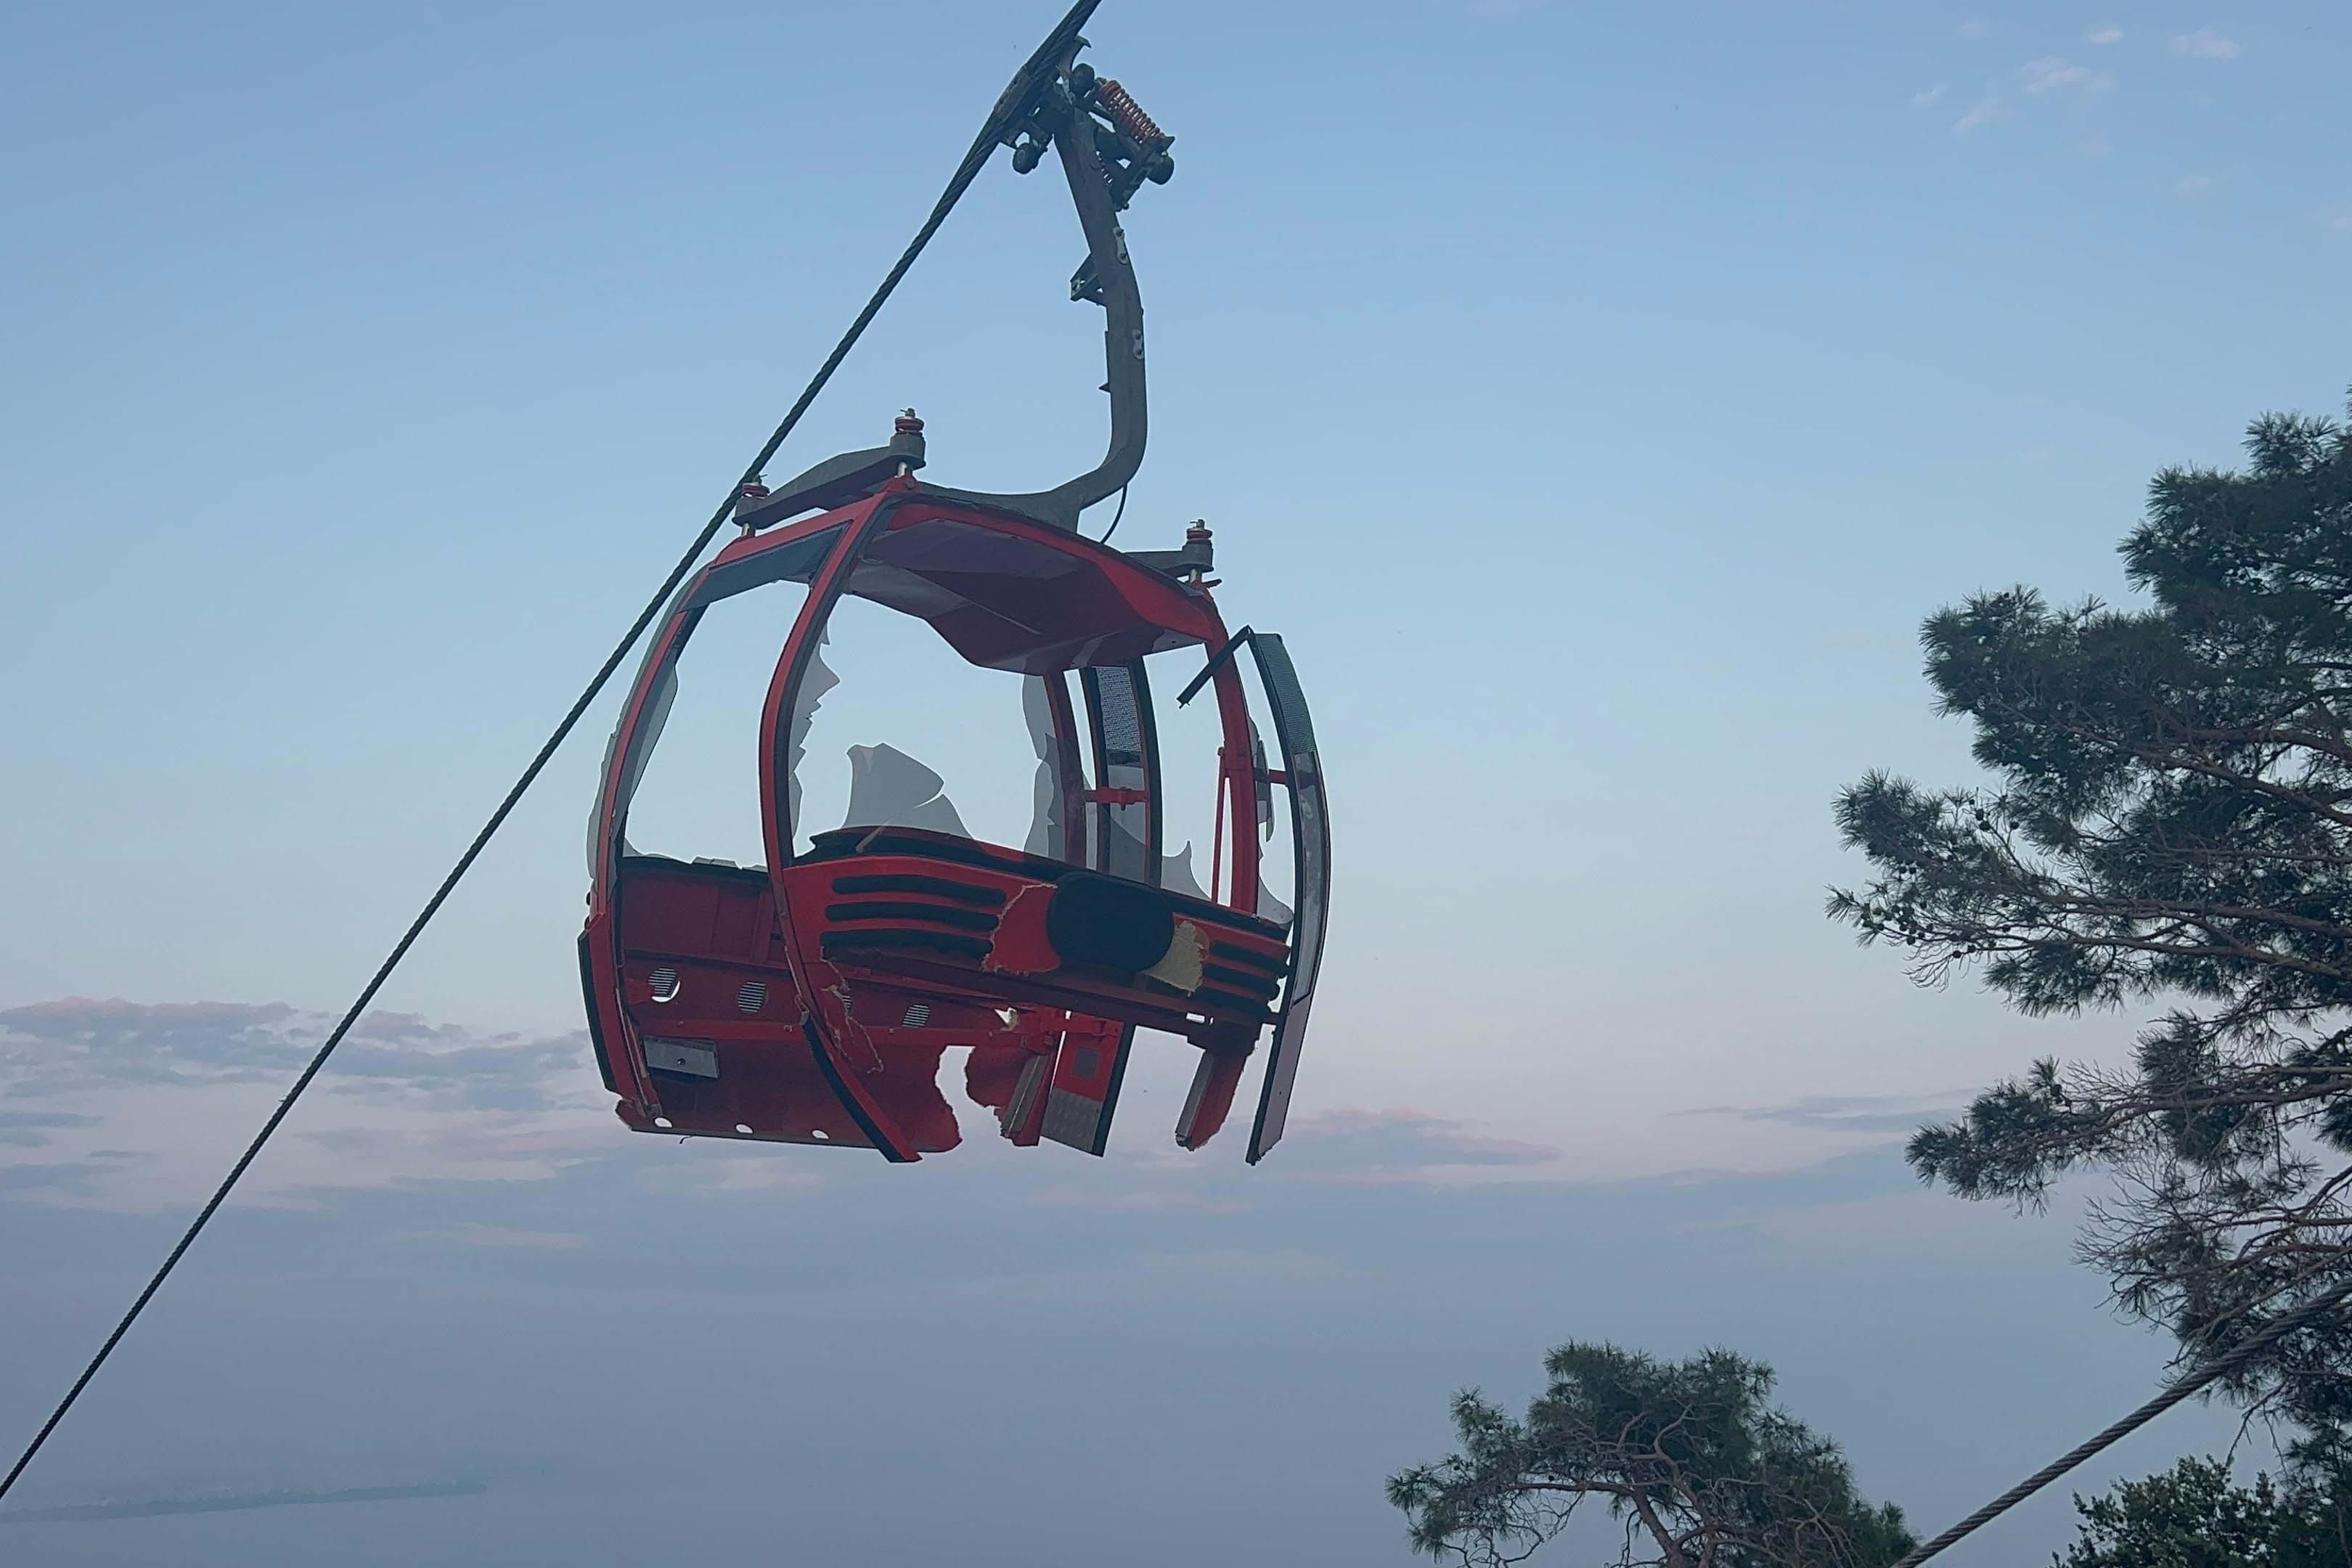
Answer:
[
  {"xmin": 0, "ymin": 0, "xmax": 1103, "ymax": 1506},
  {"xmin": 1892, "ymin": 1272, "xmax": 2352, "ymax": 1565}
]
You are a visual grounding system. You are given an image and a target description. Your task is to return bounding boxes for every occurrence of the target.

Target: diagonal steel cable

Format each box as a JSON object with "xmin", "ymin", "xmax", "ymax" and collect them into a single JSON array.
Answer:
[
  {"xmin": 0, "ymin": 0, "xmax": 1102, "ymax": 1506},
  {"xmin": 1893, "ymin": 1273, "xmax": 2352, "ymax": 1565}
]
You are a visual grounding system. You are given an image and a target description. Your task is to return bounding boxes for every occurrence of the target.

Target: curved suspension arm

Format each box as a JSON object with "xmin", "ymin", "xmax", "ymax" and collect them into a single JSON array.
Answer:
[
  {"xmin": 738, "ymin": 38, "xmax": 1164, "ymax": 536},
  {"xmin": 924, "ymin": 89, "xmax": 1146, "ymax": 531}
]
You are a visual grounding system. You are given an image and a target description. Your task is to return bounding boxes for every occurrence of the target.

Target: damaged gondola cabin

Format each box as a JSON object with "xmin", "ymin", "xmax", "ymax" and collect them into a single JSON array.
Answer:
[{"xmin": 577, "ymin": 40, "xmax": 1328, "ymax": 1164}]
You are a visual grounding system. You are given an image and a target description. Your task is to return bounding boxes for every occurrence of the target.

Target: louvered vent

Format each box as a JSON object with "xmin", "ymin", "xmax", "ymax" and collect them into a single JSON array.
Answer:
[
  {"xmin": 902, "ymin": 1003, "xmax": 931, "ymax": 1028},
  {"xmin": 737, "ymin": 981, "xmax": 768, "ymax": 1014},
  {"xmin": 648, "ymin": 967, "xmax": 680, "ymax": 1003}
]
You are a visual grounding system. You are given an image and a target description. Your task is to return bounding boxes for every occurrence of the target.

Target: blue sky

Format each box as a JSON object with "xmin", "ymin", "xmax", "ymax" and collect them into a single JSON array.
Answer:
[{"xmin": 3, "ymin": 0, "xmax": 2348, "ymax": 1561}]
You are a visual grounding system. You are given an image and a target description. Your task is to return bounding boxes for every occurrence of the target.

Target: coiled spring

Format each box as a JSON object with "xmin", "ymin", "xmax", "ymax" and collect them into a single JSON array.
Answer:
[{"xmin": 1093, "ymin": 78, "xmax": 1165, "ymax": 145}]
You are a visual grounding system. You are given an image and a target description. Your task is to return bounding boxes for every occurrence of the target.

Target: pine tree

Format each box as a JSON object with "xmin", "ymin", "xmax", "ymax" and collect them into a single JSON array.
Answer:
[
  {"xmin": 2057, "ymin": 1457, "xmax": 2351, "ymax": 1568},
  {"xmin": 1832, "ymin": 391, "xmax": 2352, "ymax": 1444},
  {"xmin": 1389, "ymin": 1342, "xmax": 1912, "ymax": 1567}
]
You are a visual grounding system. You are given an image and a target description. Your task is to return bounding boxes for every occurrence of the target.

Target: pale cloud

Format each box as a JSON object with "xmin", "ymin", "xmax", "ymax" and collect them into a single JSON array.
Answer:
[
  {"xmin": 0, "ymin": 1002, "xmax": 1577, "ymax": 1214},
  {"xmin": 0, "ymin": 998, "xmax": 308, "ymax": 1091},
  {"xmin": 0, "ymin": 997, "xmax": 2022, "ymax": 1214},
  {"xmin": 1677, "ymin": 1091, "xmax": 1968, "ymax": 1140},
  {"xmin": 2086, "ymin": 24, "xmax": 2123, "ymax": 45},
  {"xmin": 0, "ymin": 1108, "xmax": 97, "ymax": 1148},
  {"xmin": 1265, "ymin": 1106, "xmax": 1560, "ymax": 1183},
  {"xmin": 1952, "ymin": 91, "xmax": 2003, "ymax": 135},
  {"xmin": 0, "ymin": 999, "xmax": 582, "ymax": 1111},
  {"xmin": 0, "ymin": 1159, "xmax": 118, "ymax": 1199},
  {"xmin": 0, "ymin": 998, "xmax": 610, "ymax": 1210},
  {"xmin": 2080, "ymin": 131, "xmax": 2115, "ymax": 158},
  {"xmin": 2177, "ymin": 172, "xmax": 2216, "ymax": 197},
  {"xmin": 401, "ymin": 1222, "xmax": 588, "ymax": 1251},
  {"xmin": 2020, "ymin": 57, "xmax": 2115, "ymax": 94},
  {"xmin": 1912, "ymin": 83, "xmax": 1948, "ymax": 108},
  {"xmin": 2172, "ymin": 27, "xmax": 2240, "ymax": 60},
  {"xmin": 2332, "ymin": 212, "xmax": 2352, "ymax": 234},
  {"xmin": 1956, "ymin": 17, "xmax": 1988, "ymax": 40}
]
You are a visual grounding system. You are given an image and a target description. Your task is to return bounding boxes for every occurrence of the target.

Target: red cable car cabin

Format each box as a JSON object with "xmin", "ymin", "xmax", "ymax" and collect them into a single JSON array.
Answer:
[
  {"xmin": 580, "ymin": 479, "xmax": 1328, "ymax": 1163},
  {"xmin": 578, "ymin": 43, "xmax": 1327, "ymax": 1164}
]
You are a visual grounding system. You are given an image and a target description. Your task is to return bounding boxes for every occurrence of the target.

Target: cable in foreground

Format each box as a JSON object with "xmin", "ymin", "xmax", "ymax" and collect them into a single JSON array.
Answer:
[
  {"xmin": 0, "ymin": 0, "xmax": 1104, "ymax": 1506},
  {"xmin": 1892, "ymin": 1273, "xmax": 2352, "ymax": 1566}
]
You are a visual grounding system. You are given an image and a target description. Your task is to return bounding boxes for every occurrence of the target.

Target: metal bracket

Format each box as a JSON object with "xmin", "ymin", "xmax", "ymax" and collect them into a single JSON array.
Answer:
[
  {"xmin": 725, "ymin": 41, "xmax": 1174, "ymax": 535},
  {"xmin": 1125, "ymin": 524, "xmax": 1213, "ymax": 583},
  {"xmin": 735, "ymin": 412, "xmax": 927, "ymax": 531},
  {"xmin": 923, "ymin": 44, "xmax": 1170, "ymax": 531}
]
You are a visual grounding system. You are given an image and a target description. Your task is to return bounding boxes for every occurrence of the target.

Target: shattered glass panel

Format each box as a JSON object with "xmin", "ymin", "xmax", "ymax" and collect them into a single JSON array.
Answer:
[
  {"xmin": 842, "ymin": 743, "xmax": 971, "ymax": 838},
  {"xmin": 594, "ymin": 663, "xmax": 677, "ymax": 870},
  {"xmin": 783, "ymin": 634, "xmax": 839, "ymax": 846},
  {"xmin": 1098, "ymin": 810, "xmax": 1151, "ymax": 881},
  {"xmin": 1023, "ymin": 674, "xmax": 1071, "ymax": 860},
  {"xmin": 1249, "ymin": 719, "xmax": 1275, "ymax": 840},
  {"xmin": 605, "ymin": 561, "xmax": 809, "ymax": 870},
  {"xmin": 793, "ymin": 592, "xmax": 1075, "ymax": 861},
  {"xmin": 1160, "ymin": 842, "xmax": 1209, "ymax": 901}
]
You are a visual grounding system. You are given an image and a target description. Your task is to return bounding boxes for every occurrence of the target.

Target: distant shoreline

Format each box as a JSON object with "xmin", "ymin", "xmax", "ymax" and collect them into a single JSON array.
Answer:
[{"xmin": 1, "ymin": 1479, "xmax": 489, "ymax": 1524}]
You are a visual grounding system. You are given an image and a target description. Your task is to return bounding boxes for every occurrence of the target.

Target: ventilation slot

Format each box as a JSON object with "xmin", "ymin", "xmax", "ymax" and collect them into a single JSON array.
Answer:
[
  {"xmin": 737, "ymin": 981, "xmax": 769, "ymax": 1015},
  {"xmin": 648, "ymin": 967, "xmax": 680, "ymax": 1003},
  {"xmin": 902, "ymin": 1003, "xmax": 931, "ymax": 1029}
]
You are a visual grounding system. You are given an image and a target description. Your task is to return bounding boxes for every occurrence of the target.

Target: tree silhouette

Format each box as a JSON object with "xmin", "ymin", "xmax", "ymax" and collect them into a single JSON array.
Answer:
[
  {"xmin": 1833, "ymin": 390, "xmax": 2352, "ymax": 1447},
  {"xmin": 1389, "ymin": 1342, "xmax": 1911, "ymax": 1567}
]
